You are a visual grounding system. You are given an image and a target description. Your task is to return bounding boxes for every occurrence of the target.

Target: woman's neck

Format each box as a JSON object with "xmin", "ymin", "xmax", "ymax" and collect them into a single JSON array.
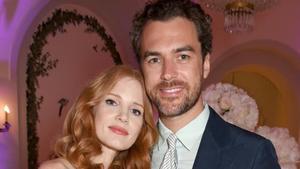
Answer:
[{"xmin": 91, "ymin": 147, "xmax": 118, "ymax": 169}]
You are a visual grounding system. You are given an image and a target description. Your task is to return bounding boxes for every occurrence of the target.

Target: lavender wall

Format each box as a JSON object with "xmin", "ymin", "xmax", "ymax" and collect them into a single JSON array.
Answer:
[{"xmin": 0, "ymin": 0, "xmax": 50, "ymax": 168}]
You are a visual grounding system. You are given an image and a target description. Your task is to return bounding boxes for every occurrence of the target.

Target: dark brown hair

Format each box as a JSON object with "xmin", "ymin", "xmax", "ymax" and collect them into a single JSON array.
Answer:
[{"xmin": 131, "ymin": 0, "xmax": 212, "ymax": 63}]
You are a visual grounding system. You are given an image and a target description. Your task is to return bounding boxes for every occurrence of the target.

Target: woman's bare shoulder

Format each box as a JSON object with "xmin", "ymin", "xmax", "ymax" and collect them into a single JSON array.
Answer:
[{"xmin": 39, "ymin": 158, "xmax": 73, "ymax": 169}]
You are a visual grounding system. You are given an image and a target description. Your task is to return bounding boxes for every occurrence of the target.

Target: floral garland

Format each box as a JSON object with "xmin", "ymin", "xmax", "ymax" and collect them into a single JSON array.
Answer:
[
  {"xmin": 26, "ymin": 8, "xmax": 122, "ymax": 169},
  {"xmin": 202, "ymin": 83, "xmax": 300, "ymax": 169}
]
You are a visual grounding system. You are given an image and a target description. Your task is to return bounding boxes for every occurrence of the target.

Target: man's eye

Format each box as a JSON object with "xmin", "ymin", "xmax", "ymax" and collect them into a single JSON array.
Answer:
[
  {"xmin": 147, "ymin": 57, "xmax": 160, "ymax": 64},
  {"xmin": 178, "ymin": 54, "xmax": 190, "ymax": 60},
  {"xmin": 105, "ymin": 99, "xmax": 117, "ymax": 106},
  {"xmin": 130, "ymin": 109, "xmax": 142, "ymax": 116}
]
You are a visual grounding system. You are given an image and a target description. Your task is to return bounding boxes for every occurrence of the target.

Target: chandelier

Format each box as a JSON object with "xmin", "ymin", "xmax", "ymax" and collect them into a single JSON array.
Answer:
[{"xmin": 200, "ymin": 0, "xmax": 279, "ymax": 33}]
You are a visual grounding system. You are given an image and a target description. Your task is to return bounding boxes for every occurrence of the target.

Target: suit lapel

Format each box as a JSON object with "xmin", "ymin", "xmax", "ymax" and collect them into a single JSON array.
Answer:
[
  {"xmin": 192, "ymin": 107, "xmax": 230, "ymax": 169},
  {"xmin": 192, "ymin": 128, "xmax": 221, "ymax": 169}
]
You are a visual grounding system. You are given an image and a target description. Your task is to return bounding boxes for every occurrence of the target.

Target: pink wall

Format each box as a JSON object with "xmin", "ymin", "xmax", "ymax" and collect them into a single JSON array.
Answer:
[
  {"xmin": 16, "ymin": 3, "xmax": 131, "ymax": 168},
  {"xmin": 37, "ymin": 20, "xmax": 117, "ymax": 162},
  {"xmin": 0, "ymin": 0, "xmax": 299, "ymax": 169},
  {"xmin": 207, "ymin": 0, "xmax": 300, "ymax": 62}
]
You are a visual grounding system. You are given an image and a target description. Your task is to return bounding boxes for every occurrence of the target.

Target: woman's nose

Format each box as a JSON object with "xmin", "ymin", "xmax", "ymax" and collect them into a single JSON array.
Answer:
[{"xmin": 116, "ymin": 111, "xmax": 129, "ymax": 123}]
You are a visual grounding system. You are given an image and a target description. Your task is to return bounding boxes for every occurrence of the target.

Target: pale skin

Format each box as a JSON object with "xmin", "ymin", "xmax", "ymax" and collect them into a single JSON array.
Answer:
[
  {"xmin": 140, "ymin": 17, "xmax": 210, "ymax": 133},
  {"xmin": 39, "ymin": 77, "xmax": 144, "ymax": 169},
  {"xmin": 38, "ymin": 158, "xmax": 74, "ymax": 169}
]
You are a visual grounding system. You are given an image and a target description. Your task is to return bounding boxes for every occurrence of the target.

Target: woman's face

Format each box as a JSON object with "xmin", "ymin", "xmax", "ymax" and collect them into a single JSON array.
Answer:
[{"xmin": 94, "ymin": 77, "xmax": 144, "ymax": 153}]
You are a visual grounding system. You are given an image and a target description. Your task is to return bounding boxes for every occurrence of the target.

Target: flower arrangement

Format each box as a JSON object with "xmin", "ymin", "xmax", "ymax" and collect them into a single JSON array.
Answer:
[
  {"xmin": 256, "ymin": 126, "xmax": 300, "ymax": 169},
  {"xmin": 202, "ymin": 83, "xmax": 300, "ymax": 169},
  {"xmin": 202, "ymin": 83, "xmax": 258, "ymax": 131}
]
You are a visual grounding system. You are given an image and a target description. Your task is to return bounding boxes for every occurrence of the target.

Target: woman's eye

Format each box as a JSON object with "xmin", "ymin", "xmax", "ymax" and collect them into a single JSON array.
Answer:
[
  {"xmin": 105, "ymin": 99, "xmax": 117, "ymax": 106},
  {"xmin": 130, "ymin": 109, "xmax": 142, "ymax": 116}
]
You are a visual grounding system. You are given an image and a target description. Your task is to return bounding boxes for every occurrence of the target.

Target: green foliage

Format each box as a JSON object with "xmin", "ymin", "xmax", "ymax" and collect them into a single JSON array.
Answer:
[{"xmin": 26, "ymin": 8, "xmax": 122, "ymax": 169}]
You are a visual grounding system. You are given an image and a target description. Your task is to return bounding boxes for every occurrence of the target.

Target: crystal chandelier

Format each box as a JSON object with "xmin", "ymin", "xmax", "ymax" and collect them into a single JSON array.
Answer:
[{"xmin": 200, "ymin": 0, "xmax": 279, "ymax": 33}]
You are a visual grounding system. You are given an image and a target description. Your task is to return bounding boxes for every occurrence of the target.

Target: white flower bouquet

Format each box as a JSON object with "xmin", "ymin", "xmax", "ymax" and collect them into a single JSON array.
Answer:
[{"xmin": 202, "ymin": 83, "xmax": 259, "ymax": 131}]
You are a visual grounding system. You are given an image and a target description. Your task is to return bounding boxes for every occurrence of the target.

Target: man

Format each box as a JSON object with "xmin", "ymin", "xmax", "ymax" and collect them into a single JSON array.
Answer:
[{"xmin": 131, "ymin": 0, "xmax": 281, "ymax": 169}]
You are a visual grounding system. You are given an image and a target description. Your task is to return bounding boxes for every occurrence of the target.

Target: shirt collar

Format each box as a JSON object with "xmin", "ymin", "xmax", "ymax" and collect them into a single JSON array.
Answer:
[{"xmin": 156, "ymin": 104, "xmax": 210, "ymax": 151}]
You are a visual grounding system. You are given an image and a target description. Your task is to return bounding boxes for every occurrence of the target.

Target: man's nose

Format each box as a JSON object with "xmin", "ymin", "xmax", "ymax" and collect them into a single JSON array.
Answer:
[{"xmin": 160, "ymin": 59, "xmax": 178, "ymax": 81}]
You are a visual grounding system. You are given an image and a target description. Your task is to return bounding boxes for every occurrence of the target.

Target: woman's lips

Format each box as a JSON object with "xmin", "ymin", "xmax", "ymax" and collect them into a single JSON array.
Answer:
[{"xmin": 109, "ymin": 126, "xmax": 129, "ymax": 136}]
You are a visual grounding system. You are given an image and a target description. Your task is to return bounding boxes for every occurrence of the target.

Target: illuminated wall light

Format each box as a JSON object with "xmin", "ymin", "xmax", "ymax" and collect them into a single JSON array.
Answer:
[{"xmin": 0, "ymin": 105, "xmax": 11, "ymax": 132}]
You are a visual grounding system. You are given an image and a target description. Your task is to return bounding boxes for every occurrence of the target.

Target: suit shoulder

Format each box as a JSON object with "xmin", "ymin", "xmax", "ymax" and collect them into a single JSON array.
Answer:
[
  {"xmin": 207, "ymin": 108, "xmax": 274, "ymax": 146},
  {"xmin": 227, "ymin": 123, "xmax": 270, "ymax": 145},
  {"xmin": 39, "ymin": 158, "xmax": 71, "ymax": 169}
]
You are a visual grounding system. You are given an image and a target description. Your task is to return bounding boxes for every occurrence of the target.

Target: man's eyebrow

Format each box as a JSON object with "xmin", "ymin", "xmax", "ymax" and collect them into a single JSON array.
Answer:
[
  {"xmin": 142, "ymin": 46, "xmax": 195, "ymax": 60},
  {"xmin": 175, "ymin": 45, "xmax": 195, "ymax": 53},
  {"xmin": 143, "ymin": 51, "xmax": 161, "ymax": 60}
]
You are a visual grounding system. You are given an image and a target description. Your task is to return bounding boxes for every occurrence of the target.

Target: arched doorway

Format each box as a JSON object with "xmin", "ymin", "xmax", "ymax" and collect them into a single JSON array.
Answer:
[{"xmin": 205, "ymin": 40, "xmax": 300, "ymax": 139}]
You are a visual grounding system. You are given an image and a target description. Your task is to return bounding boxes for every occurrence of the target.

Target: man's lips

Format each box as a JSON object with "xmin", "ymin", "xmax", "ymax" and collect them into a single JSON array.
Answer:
[
  {"xmin": 159, "ymin": 86, "xmax": 184, "ymax": 97},
  {"xmin": 109, "ymin": 126, "xmax": 129, "ymax": 136},
  {"xmin": 160, "ymin": 87, "xmax": 183, "ymax": 93}
]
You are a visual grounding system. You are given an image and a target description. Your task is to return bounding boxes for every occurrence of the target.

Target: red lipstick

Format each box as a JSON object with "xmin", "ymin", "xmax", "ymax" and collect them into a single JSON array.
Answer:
[{"xmin": 109, "ymin": 126, "xmax": 129, "ymax": 136}]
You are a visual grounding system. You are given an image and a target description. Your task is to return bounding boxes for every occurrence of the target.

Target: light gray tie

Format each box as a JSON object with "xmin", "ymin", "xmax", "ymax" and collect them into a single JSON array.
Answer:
[{"xmin": 160, "ymin": 133, "xmax": 177, "ymax": 169}]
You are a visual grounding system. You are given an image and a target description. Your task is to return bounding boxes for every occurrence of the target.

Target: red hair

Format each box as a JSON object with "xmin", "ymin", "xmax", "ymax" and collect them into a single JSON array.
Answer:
[{"xmin": 54, "ymin": 65, "xmax": 158, "ymax": 169}]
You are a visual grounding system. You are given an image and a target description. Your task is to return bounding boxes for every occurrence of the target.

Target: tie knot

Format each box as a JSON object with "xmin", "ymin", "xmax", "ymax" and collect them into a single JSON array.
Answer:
[{"xmin": 167, "ymin": 134, "xmax": 177, "ymax": 149}]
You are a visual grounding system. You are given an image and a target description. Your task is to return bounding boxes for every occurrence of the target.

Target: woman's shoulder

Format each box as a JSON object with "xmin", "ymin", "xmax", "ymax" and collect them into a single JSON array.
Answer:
[{"xmin": 39, "ymin": 158, "xmax": 74, "ymax": 169}]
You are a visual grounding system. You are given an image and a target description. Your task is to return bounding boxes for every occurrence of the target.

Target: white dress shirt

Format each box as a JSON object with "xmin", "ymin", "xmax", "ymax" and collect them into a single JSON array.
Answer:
[{"xmin": 151, "ymin": 104, "xmax": 210, "ymax": 169}]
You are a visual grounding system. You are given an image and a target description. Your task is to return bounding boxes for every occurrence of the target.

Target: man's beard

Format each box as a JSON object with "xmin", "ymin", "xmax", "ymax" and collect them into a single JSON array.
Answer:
[{"xmin": 148, "ymin": 79, "xmax": 202, "ymax": 117}]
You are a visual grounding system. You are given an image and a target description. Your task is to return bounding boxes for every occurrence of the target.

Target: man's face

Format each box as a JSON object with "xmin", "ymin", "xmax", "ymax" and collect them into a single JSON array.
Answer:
[{"xmin": 140, "ymin": 17, "xmax": 210, "ymax": 118}]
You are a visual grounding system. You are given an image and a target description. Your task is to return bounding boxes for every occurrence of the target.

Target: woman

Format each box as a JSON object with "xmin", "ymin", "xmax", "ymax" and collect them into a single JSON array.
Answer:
[{"xmin": 39, "ymin": 65, "xmax": 157, "ymax": 169}]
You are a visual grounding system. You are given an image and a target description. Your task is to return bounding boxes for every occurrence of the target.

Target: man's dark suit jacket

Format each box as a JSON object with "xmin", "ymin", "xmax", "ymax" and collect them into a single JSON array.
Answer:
[{"xmin": 192, "ymin": 107, "xmax": 281, "ymax": 169}]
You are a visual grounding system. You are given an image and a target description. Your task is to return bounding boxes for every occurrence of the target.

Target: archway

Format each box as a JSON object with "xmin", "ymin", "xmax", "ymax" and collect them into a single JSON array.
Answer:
[{"xmin": 205, "ymin": 40, "xmax": 300, "ymax": 139}]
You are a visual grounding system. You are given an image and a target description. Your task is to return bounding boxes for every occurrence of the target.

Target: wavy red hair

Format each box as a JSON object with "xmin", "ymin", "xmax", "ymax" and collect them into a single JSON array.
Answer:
[{"xmin": 54, "ymin": 65, "xmax": 158, "ymax": 169}]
